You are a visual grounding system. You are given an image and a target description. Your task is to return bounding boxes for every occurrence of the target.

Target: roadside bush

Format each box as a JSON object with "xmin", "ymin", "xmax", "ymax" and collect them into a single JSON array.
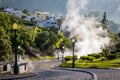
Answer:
[
  {"xmin": 80, "ymin": 56, "xmax": 87, "ymax": 61},
  {"xmin": 99, "ymin": 52, "xmax": 106, "ymax": 57},
  {"xmin": 87, "ymin": 56, "xmax": 95, "ymax": 62},
  {"xmin": 64, "ymin": 55, "xmax": 78, "ymax": 62},
  {"xmin": 106, "ymin": 54, "xmax": 116, "ymax": 60},
  {"xmin": 93, "ymin": 57, "xmax": 106, "ymax": 62},
  {"xmin": 88, "ymin": 53, "xmax": 101, "ymax": 59},
  {"xmin": 100, "ymin": 57, "xmax": 107, "ymax": 61},
  {"xmin": 114, "ymin": 52, "xmax": 120, "ymax": 55},
  {"xmin": 115, "ymin": 52, "xmax": 120, "ymax": 58},
  {"xmin": 80, "ymin": 56, "xmax": 95, "ymax": 62},
  {"xmin": 74, "ymin": 55, "xmax": 78, "ymax": 61},
  {"xmin": 65, "ymin": 56, "xmax": 72, "ymax": 62}
]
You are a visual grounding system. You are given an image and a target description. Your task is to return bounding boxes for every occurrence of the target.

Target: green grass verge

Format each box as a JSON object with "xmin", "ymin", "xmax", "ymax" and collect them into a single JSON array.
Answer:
[{"xmin": 60, "ymin": 58, "xmax": 120, "ymax": 69}]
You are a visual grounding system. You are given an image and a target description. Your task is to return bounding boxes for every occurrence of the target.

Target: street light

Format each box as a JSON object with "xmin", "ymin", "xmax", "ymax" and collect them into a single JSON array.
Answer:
[
  {"xmin": 13, "ymin": 23, "xmax": 19, "ymax": 74},
  {"xmin": 57, "ymin": 48, "xmax": 59, "ymax": 60},
  {"xmin": 62, "ymin": 46, "xmax": 65, "ymax": 63},
  {"xmin": 72, "ymin": 38, "xmax": 75, "ymax": 68}
]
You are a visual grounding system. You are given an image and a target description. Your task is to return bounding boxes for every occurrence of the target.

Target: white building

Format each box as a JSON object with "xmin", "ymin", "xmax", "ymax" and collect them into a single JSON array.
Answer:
[
  {"xmin": 33, "ymin": 9, "xmax": 50, "ymax": 21},
  {"xmin": 37, "ymin": 17, "xmax": 59, "ymax": 27},
  {"xmin": 3, "ymin": 7, "xmax": 63, "ymax": 28}
]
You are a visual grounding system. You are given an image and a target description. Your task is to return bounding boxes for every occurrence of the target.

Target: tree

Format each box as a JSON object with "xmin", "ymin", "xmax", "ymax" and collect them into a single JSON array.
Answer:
[
  {"xmin": 17, "ymin": 26, "xmax": 34, "ymax": 47},
  {"xmin": 34, "ymin": 27, "xmax": 72, "ymax": 56},
  {"xmin": 0, "ymin": 12, "xmax": 34, "ymax": 61},
  {"xmin": 101, "ymin": 12, "xmax": 109, "ymax": 31},
  {"xmin": 35, "ymin": 30, "xmax": 58, "ymax": 55},
  {"xmin": 0, "ymin": 27, "xmax": 12, "ymax": 61},
  {"xmin": 101, "ymin": 12, "xmax": 115, "ymax": 54},
  {"xmin": 57, "ymin": 19, "xmax": 63, "ymax": 29}
]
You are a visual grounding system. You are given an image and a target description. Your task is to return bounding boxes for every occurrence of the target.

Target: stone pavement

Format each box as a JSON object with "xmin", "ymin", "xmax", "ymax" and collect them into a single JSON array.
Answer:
[{"xmin": 0, "ymin": 72, "xmax": 37, "ymax": 80}]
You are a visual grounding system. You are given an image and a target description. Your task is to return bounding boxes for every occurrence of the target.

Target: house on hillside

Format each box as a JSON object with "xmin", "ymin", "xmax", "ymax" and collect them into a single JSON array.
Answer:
[
  {"xmin": 4, "ymin": 7, "xmax": 15, "ymax": 14},
  {"xmin": 3, "ymin": 7, "xmax": 64, "ymax": 28},
  {"xmin": 3, "ymin": 7, "xmax": 33, "ymax": 21},
  {"xmin": 37, "ymin": 17, "xmax": 59, "ymax": 27},
  {"xmin": 33, "ymin": 9, "xmax": 50, "ymax": 21}
]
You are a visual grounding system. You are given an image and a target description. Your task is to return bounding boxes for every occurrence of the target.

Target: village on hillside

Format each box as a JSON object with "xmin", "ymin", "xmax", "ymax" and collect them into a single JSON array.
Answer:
[{"xmin": 3, "ymin": 7, "xmax": 64, "ymax": 28}]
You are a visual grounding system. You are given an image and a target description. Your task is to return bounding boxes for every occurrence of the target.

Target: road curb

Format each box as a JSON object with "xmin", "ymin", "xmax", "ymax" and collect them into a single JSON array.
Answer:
[
  {"xmin": 0, "ymin": 72, "xmax": 37, "ymax": 80},
  {"xmin": 53, "ymin": 67, "xmax": 97, "ymax": 80}
]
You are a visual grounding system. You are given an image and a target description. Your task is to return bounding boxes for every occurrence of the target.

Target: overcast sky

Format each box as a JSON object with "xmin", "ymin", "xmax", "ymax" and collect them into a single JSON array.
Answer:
[{"xmin": 1, "ymin": 0, "xmax": 120, "ymax": 23}]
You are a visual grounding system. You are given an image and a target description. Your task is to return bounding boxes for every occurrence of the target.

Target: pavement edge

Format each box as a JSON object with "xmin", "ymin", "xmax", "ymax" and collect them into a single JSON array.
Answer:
[
  {"xmin": 53, "ymin": 67, "xmax": 97, "ymax": 80},
  {"xmin": 0, "ymin": 72, "xmax": 38, "ymax": 80}
]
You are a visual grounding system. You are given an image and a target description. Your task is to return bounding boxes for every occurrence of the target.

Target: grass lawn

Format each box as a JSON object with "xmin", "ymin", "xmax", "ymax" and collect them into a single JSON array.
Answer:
[{"xmin": 60, "ymin": 58, "xmax": 120, "ymax": 69}]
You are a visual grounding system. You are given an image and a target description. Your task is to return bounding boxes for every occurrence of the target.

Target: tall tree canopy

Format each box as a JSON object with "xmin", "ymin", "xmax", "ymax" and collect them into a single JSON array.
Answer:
[{"xmin": 0, "ymin": 12, "xmax": 34, "ymax": 61}]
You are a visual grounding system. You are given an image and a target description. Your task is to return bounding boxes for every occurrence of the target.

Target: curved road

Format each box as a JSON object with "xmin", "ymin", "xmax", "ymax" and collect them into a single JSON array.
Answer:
[
  {"xmin": 69, "ymin": 68, "xmax": 120, "ymax": 80},
  {"xmin": 24, "ymin": 59, "xmax": 120, "ymax": 80},
  {"xmin": 87, "ymin": 69, "xmax": 120, "ymax": 80},
  {"xmin": 25, "ymin": 59, "xmax": 94, "ymax": 80},
  {"xmin": 25, "ymin": 69, "xmax": 93, "ymax": 80}
]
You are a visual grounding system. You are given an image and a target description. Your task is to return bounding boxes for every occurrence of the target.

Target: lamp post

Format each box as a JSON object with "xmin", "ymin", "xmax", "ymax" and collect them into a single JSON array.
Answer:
[
  {"xmin": 13, "ymin": 23, "xmax": 19, "ymax": 74},
  {"xmin": 57, "ymin": 48, "xmax": 59, "ymax": 60},
  {"xmin": 72, "ymin": 38, "xmax": 75, "ymax": 68},
  {"xmin": 62, "ymin": 46, "xmax": 65, "ymax": 63}
]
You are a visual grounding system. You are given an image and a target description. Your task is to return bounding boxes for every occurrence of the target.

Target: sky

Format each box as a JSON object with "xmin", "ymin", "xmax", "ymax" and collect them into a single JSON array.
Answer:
[{"xmin": 0, "ymin": 0, "xmax": 120, "ymax": 23}]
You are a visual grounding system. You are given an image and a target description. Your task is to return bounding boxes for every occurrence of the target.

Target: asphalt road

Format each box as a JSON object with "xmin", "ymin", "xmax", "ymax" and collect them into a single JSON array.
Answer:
[
  {"xmin": 23, "ymin": 69, "xmax": 93, "ymax": 80},
  {"xmin": 23, "ymin": 59, "xmax": 93, "ymax": 80},
  {"xmin": 88, "ymin": 69, "xmax": 120, "ymax": 80},
  {"xmin": 19, "ymin": 59, "xmax": 120, "ymax": 80}
]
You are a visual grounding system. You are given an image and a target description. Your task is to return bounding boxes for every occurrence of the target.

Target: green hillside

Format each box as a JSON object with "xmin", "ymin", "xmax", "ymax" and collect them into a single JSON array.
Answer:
[{"xmin": 0, "ymin": 12, "xmax": 72, "ymax": 61}]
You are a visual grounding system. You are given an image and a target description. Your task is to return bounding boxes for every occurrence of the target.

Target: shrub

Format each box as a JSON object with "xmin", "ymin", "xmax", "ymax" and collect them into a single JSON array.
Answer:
[
  {"xmin": 65, "ymin": 56, "xmax": 72, "ymax": 62},
  {"xmin": 80, "ymin": 56, "xmax": 95, "ymax": 62},
  {"xmin": 95, "ymin": 54, "xmax": 102, "ymax": 59},
  {"xmin": 65, "ymin": 55, "xmax": 78, "ymax": 62},
  {"xmin": 87, "ymin": 56, "xmax": 95, "ymax": 62},
  {"xmin": 115, "ymin": 52, "xmax": 120, "ymax": 58},
  {"xmin": 93, "ymin": 57, "xmax": 106, "ymax": 62},
  {"xmin": 88, "ymin": 53, "xmax": 101, "ymax": 59},
  {"xmin": 74, "ymin": 55, "xmax": 78, "ymax": 61},
  {"xmin": 100, "ymin": 57, "xmax": 107, "ymax": 61},
  {"xmin": 114, "ymin": 52, "xmax": 120, "ymax": 55},
  {"xmin": 80, "ymin": 56, "xmax": 87, "ymax": 61},
  {"xmin": 106, "ymin": 54, "xmax": 116, "ymax": 60},
  {"xmin": 99, "ymin": 52, "xmax": 106, "ymax": 57}
]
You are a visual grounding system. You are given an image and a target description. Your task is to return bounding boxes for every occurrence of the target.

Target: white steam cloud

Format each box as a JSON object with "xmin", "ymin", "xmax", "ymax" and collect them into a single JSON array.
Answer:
[{"xmin": 61, "ymin": 0, "xmax": 111, "ymax": 58}]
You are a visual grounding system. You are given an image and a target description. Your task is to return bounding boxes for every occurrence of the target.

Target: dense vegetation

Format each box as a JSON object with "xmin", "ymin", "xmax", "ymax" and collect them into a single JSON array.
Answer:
[
  {"xmin": 0, "ymin": 12, "xmax": 72, "ymax": 61},
  {"xmin": 61, "ymin": 51, "xmax": 120, "ymax": 69}
]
